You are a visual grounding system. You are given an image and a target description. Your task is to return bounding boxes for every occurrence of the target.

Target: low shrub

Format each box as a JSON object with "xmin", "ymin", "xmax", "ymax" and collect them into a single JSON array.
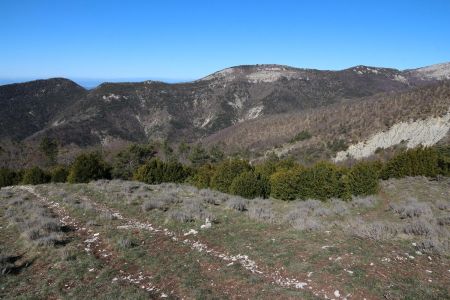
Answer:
[
  {"xmin": 168, "ymin": 199, "xmax": 214, "ymax": 222},
  {"xmin": 349, "ymin": 161, "xmax": 381, "ymax": 196},
  {"xmin": 50, "ymin": 166, "xmax": 69, "ymax": 183},
  {"xmin": 389, "ymin": 198, "xmax": 433, "ymax": 219},
  {"xmin": 133, "ymin": 158, "xmax": 190, "ymax": 184},
  {"xmin": 350, "ymin": 220, "xmax": 398, "ymax": 240},
  {"xmin": 296, "ymin": 162, "xmax": 346, "ymax": 200},
  {"xmin": 225, "ymin": 197, "xmax": 248, "ymax": 211},
  {"xmin": 210, "ymin": 159, "xmax": 252, "ymax": 193},
  {"xmin": 0, "ymin": 168, "xmax": 21, "ymax": 188},
  {"xmin": 247, "ymin": 199, "xmax": 275, "ymax": 222},
  {"xmin": 289, "ymin": 130, "xmax": 312, "ymax": 143},
  {"xmin": 190, "ymin": 164, "xmax": 215, "ymax": 189},
  {"xmin": 111, "ymin": 144, "xmax": 156, "ymax": 179},
  {"xmin": 403, "ymin": 219, "xmax": 434, "ymax": 236},
  {"xmin": 21, "ymin": 167, "xmax": 50, "ymax": 185},
  {"xmin": 381, "ymin": 147, "xmax": 439, "ymax": 179},
  {"xmin": 229, "ymin": 171, "xmax": 269, "ymax": 199},
  {"xmin": 67, "ymin": 152, "xmax": 111, "ymax": 183},
  {"xmin": 141, "ymin": 194, "xmax": 179, "ymax": 212},
  {"xmin": 269, "ymin": 168, "xmax": 302, "ymax": 200},
  {"xmin": 351, "ymin": 195, "xmax": 378, "ymax": 208}
]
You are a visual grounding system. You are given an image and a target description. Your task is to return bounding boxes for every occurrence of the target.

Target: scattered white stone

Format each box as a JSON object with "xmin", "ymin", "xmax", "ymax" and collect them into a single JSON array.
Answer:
[
  {"xmin": 425, "ymin": 270, "xmax": 432, "ymax": 273},
  {"xmin": 200, "ymin": 224, "xmax": 211, "ymax": 230},
  {"xmin": 334, "ymin": 290, "xmax": 341, "ymax": 297},
  {"xmin": 184, "ymin": 229, "xmax": 198, "ymax": 236},
  {"xmin": 88, "ymin": 268, "xmax": 95, "ymax": 272}
]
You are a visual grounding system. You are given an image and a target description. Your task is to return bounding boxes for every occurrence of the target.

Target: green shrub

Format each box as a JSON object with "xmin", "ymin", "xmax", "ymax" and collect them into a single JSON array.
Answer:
[
  {"xmin": 255, "ymin": 158, "xmax": 278, "ymax": 179},
  {"xmin": 0, "ymin": 168, "xmax": 21, "ymax": 188},
  {"xmin": 297, "ymin": 162, "xmax": 344, "ymax": 200},
  {"xmin": 111, "ymin": 144, "xmax": 156, "ymax": 179},
  {"xmin": 133, "ymin": 158, "xmax": 190, "ymax": 184},
  {"xmin": 437, "ymin": 145, "xmax": 450, "ymax": 176},
  {"xmin": 289, "ymin": 130, "xmax": 312, "ymax": 143},
  {"xmin": 269, "ymin": 168, "xmax": 302, "ymax": 200},
  {"xmin": 50, "ymin": 166, "xmax": 69, "ymax": 183},
  {"xmin": 381, "ymin": 147, "xmax": 439, "ymax": 179},
  {"xmin": 189, "ymin": 144, "xmax": 210, "ymax": 166},
  {"xmin": 349, "ymin": 161, "xmax": 381, "ymax": 196},
  {"xmin": 39, "ymin": 137, "xmax": 58, "ymax": 165},
  {"xmin": 67, "ymin": 152, "xmax": 111, "ymax": 183},
  {"xmin": 163, "ymin": 160, "xmax": 191, "ymax": 183},
  {"xmin": 210, "ymin": 159, "xmax": 252, "ymax": 193},
  {"xmin": 21, "ymin": 167, "xmax": 50, "ymax": 185},
  {"xmin": 190, "ymin": 164, "xmax": 215, "ymax": 189},
  {"xmin": 209, "ymin": 145, "xmax": 225, "ymax": 163},
  {"xmin": 327, "ymin": 139, "xmax": 348, "ymax": 152},
  {"xmin": 229, "ymin": 171, "xmax": 269, "ymax": 199}
]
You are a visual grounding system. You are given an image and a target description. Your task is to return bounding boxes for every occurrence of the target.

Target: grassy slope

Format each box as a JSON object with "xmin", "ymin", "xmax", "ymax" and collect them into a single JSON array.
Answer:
[{"xmin": 1, "ymin": 177, "xmax": 449, "ymax": 299}]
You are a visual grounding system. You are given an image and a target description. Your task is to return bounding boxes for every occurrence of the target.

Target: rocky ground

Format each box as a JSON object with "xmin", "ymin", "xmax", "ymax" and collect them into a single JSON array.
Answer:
[{"xmin": 1, "ymin": 177, "xmax": 449, "ymax": 299}]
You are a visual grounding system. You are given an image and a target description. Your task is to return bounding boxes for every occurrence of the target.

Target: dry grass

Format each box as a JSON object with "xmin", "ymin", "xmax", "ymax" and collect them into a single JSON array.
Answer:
[
  {"xmin": 4, "ymin": 192, "xmax": 67, "ymax": 247},
  {"xmin": 389, "ymin": 198, "xmax": 433, "ymax": 219}
]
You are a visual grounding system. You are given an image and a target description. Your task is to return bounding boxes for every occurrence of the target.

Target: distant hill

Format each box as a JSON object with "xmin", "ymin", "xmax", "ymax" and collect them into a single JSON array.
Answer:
[
  {"xmin": 1, "ymin": 62, "xmax": 449, "ymax": 165},
  {"xmin": 203, "ymin": 81, "xmax": 450, "ymax": 164}
]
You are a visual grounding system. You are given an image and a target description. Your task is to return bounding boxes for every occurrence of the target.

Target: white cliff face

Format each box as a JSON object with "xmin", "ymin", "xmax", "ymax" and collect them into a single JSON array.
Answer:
[
  {"xmin": 334, "ymin": 110, "xmax": 450, "ymax": 162},
  {"xmin": 246, "ymin": 67, "xmax": 302, "ymax": 83},
  {"xmin": 238, "ymin": 105, "xmax": 264, "ymax": 122},
  {"xmin": 199, "ymin": 65, "xmax": 305, "ymax": 83},
  {"xmin": 409, "ymin": 62, "xmax": 450, "ymax": 80}
]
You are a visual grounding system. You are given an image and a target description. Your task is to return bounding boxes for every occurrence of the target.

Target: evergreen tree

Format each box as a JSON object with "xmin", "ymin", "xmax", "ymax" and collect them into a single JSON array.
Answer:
[
  {"xmin": 39, "ymin": 137, "xmax": 58, "ymax": 165},
  {"xmin": 111, "ymin": 144, "xmax": 156, "ymax": 179},
  {"xmin": 210, "ymin": 159, "xmax": 252, "ymax": 193},
  {"xmin": 67, "ymin": 152, "xmax": 111, "ymax": 183},
  {"xmin": 22, "ymin": 167, "xmax": 50, "ymax": 185}
]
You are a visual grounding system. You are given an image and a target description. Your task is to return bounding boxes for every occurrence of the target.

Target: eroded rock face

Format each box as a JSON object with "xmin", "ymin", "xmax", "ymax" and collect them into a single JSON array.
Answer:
[
  {"xmin": 334, "ymin": 110, "xmax": 450, "ymax": 162},
  {"xmin": 406, "ymin": 62, "xmax": 450, "ymax": 80}
]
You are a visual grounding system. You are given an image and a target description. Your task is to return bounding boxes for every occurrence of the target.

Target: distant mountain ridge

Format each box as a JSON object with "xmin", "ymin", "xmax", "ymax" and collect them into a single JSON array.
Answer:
[{"xmin": 1, "ymin": 62, "xmax": 449, "ymax": 163}]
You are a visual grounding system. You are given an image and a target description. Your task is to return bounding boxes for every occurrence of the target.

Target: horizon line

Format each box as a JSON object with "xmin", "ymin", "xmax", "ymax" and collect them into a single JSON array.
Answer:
[{"xmin": 1, "ymin": 60, "xmax": 449, "ymax": 88}]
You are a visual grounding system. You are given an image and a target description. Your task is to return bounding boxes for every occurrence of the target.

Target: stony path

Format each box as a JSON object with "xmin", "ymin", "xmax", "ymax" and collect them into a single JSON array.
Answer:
[
  {"xmin": 16, "ymin": 186, "xmax": 171, "ymax": 299},
  {"xmin": 71, "ymin": 188, "xmax": 350, "ymax": 299}
]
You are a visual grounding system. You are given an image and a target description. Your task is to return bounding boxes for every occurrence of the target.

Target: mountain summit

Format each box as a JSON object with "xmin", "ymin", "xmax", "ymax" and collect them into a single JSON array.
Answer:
[{"xmin": 0, "ymin": 62, "xmax": 449, "ymax": 165}]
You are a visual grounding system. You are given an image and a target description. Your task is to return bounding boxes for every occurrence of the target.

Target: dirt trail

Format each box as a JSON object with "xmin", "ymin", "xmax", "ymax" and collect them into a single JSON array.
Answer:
[
  {"xmin": 16, "ymin": 186, "xmax": 171, "ymax": 299},
  {"xmin": 71, "ymin": 188, "xmax": 355, "ymax": 299}
]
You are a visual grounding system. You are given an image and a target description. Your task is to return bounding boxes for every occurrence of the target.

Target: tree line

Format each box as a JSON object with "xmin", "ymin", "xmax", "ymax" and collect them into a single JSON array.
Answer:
[{"xmin": 1, "ymin": 143, "xmax": 449, "ymax": 202}]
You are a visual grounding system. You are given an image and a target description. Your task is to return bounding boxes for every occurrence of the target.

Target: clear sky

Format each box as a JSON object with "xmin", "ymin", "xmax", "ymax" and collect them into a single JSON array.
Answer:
[{"xmin": 1, "ymin": 0, "xmax": 450, "ymax": 83}]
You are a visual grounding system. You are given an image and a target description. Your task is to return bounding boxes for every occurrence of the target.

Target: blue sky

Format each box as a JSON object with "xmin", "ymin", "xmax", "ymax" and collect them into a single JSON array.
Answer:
[{"xmin": 1, "ymin": 0, "xmax": 450, "ymax": 84}]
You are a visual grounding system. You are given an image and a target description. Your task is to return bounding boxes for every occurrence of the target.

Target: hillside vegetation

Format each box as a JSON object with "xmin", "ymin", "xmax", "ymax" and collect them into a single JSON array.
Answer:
[
  {"xmin": 205, "ymin": 81, "xmax": 450, "ymax": 163},
  {"xmin": 1, "ymin": 63, "xmax": 450, "ymax": 168},
  {"xmin": 1, "ymin": 176, "xmax": 449, "ymax": 299}
]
